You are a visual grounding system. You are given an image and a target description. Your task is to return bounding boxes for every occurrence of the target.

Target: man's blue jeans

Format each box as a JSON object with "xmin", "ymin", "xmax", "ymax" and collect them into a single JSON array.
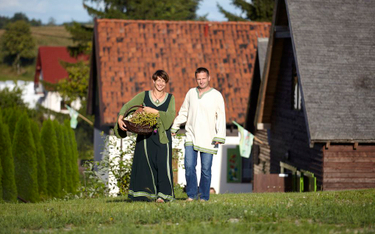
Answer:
[{"xmin": 184, "ymin": 146, "xmax": 213, "ymax": 201}]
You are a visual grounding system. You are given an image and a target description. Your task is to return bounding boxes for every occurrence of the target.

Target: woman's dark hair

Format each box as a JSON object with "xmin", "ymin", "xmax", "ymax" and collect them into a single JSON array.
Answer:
[
  {"xmin": 195, "ymin": 67, "xmax": 209, "ymax": 78},
  {"xmin": 152, "ymin": 70, "xmax": 169, "ymax": 83}
]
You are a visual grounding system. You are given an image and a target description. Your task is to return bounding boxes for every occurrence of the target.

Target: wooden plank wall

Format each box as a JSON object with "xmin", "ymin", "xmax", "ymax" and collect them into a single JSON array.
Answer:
[
  {"xmin": 323, "ymin": 145, "xmax": 375, "ymax": 190},
  {"xmin": 254, "ymin": 130, "xmax": 271, "ymax": 174},
  {"xmin": 268, "ymin": 39, "xmax": 323, "ymax": 188}
]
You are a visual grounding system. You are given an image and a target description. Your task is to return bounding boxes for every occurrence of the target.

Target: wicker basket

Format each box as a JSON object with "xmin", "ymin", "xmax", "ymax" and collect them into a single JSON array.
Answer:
[{"xmin": 123, "ymin": 105, "xmax": 154, "ymax": 135}]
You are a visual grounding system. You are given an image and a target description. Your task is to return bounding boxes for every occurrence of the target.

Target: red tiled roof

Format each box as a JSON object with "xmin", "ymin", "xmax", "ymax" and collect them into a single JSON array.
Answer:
[
  {"xmin": 89, "ymin": 19, "xmax": 270, "ymax": 126},
  {"xmin": 34, "ymin": 46, "xmax": 89, "ymax": 85}
]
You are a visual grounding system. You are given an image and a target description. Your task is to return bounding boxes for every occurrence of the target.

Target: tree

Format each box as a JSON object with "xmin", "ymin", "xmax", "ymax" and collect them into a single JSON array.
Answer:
[
  {"xmin": 69, "ymin": 126, "xmax": 80, "ymax": 191},
  {"xmin": 0, "ymin": 86, "xmax": 27, "ymax": 109},
  {"xmin": 30, "ymin": 119, "xmax": 48, "ymax": 197},
  {"xmin": 1, "ymin": 20, "xmax": 36, "ymax": 73},
  {"xmin": 0, "ymin": 121, "xmax": 17, "ymax": 202},
  {"xmin": 53, "ymin": 121, "xmax": 67, "ymax": 193},
  {"xmin": 11, "ymin": 12, "xmax": 29, "ymax": 22},
  {"xmin": 64, "ymin": 22, "xmax": 93, "ymax": 56},
  {"xmin": 12, "ymin": 113, "xmax": 39, "ymax": 202},
  {"xmin": 47, "ymin": 17, "xmax": 56, "ymax": 26},
  {"xmin": 63, "ymin": 124, "xmax": 74, "ymax": 193},
  {"xmin": 218, "ymin": 0, "xmax": 274, "ymax": 22},
  {"xmin": 6, "ymin": 107, "xmax": 22, "ymax": 143},
  {"xmin": 0, "ymin": 16, "xmax": 10, "ymax": 29},
  {"xmin": 41, "ymin": 119, "xmax": 61, "ymax": 198},
  {"xmin": 83, "ymin": 0, "xmax": 202, "ymax": 20},
  {"xmin": 56, "ymin": 60, "xmax": 90, "ymax": 103}
]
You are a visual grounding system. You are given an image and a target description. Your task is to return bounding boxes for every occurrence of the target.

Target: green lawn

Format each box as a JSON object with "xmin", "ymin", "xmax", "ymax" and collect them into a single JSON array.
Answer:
[{"xmin": 1, "ymin": 189, "xmax": 374, "ymax": 233}]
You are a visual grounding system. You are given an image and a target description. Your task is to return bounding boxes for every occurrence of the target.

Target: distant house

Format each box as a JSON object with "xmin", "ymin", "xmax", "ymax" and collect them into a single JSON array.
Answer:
[
  {"xmin": 87, "ymin": 19, "xmax": 271, "ymax": 193},
  {"xmin": 253, "ymin": 0, "xmax": 375, "ymax": 190},
  {"xmin": 34, "ymin": 46, "xmax": 89, "ymax": 113}
]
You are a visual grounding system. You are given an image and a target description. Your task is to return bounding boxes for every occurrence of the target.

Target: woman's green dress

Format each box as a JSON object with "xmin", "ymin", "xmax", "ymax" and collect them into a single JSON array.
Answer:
[{"xmin": 115, "ymin": 91, "xmax": 176, "ymax": 201}]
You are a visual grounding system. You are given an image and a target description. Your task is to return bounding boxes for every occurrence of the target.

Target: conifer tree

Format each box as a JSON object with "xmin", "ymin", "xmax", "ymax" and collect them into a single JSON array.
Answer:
[
  {"xmin": 218, "ymin": 0, "xmax": 274, "ymax": 22},
  {"xmin": 12, "ymin": 113, "xmax": 39, "ymax": 202},
  {"xmin": 0, "ymin": 121, "xmax": 17, "ymax": 202},
  {"xmin": 63, "ymin": 124, "xmax": 74, "ymax": 193},
  {"xmin": 41, "ymin": 119, "xmax": 61, "ymax": 197},
  {"xmin": 69, "ymin": 127, "xmax": 80, "ymax": 191},
  {"xmin": 30, "ymin": 120, "xmax": 47, "ymax": 196},
  {"xmin": 6, "ymin": 108, "xmax": 21, "ymax": 142},
  {"xmin": 53, "ymin": 121, "xmax": 67, "ymax": 193}
]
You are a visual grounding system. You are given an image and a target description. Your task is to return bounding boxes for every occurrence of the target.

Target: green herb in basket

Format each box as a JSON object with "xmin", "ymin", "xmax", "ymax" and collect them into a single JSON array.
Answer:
[{"xmin": 128, "ymin": 112, "xmax": 158, "ymax": 127}]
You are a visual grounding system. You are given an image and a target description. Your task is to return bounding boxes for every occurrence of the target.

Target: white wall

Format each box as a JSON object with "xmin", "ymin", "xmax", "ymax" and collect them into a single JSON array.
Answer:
[{"xmin": 176, "ymin": 135, "xmax": 252, "ymax": 194}]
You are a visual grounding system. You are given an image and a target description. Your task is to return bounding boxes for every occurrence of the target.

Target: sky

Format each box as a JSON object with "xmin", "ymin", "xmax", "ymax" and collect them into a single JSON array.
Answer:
[{"xmin": 0, "ymin": 0, "xmax": 243, "ymax": 25}]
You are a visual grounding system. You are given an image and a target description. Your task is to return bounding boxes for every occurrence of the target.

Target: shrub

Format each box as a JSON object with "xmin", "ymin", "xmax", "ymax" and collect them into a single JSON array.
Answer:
[
  {"xmin": 30, "ymin": 119, "xmax": 47, "ymax": 196},
  {"xmin": 41, "ymin": 119, "xmax": 60, "ymax": 198},
  {"xmin": 0, "ymin": 121, "xmax": 17, "ymax": 202},
  {"xmin": 63, "ymin": 124, "xmax": 74, "ymax": 193},
  {"xmin": 53, "ymin": 121, "xmax": 67, "ymax": 194},
  {"xmin": 12, "ymin": 113, "xmax": 39, "ymax": 202},
  {"xmin": 68, "ymin": 127, "xmax": 80, "ymax": 191}
]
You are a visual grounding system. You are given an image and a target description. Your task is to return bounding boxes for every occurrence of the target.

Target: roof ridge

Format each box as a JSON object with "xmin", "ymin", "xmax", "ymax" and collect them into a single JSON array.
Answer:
[{"xmin": 95, "ymin": 18, "xmax": 270, "ymax": 25}]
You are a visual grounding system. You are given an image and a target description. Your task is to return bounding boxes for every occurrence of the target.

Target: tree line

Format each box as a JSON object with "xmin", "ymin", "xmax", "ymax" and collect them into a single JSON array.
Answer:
[
  {"xmin": 0, "ymin": 87, "xmax": 80, "ymax": 203},
  {"xmin": 0, "ymin": 12, "xmax": 44, "ymax": 29}
]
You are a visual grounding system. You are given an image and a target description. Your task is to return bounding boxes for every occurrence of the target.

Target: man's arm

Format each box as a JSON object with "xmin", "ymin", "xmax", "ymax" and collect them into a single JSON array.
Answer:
[
  {"xmin": 212, "ymin": 93, "xmax": 226, "ymax": 144},
  {"xmin": 171, "ymin": 91, "xmax": 190, "ymax": 134}
]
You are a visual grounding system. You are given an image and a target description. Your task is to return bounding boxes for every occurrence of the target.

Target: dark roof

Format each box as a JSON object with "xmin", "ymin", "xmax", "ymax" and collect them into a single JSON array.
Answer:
[
  {"xmin": 257, "ymin": 0, "xmax": 375, "ymax": 143},
  {"xmin": 34, "ymin": 46, "xmax": 89, "ymax": 85},
  {"xmin": 287, "ymin": 0, "xmax": 375, "ymax": 142},
  {"xmin": 88, "ymin": 19, "xmax": 271, "ymax": 126}
]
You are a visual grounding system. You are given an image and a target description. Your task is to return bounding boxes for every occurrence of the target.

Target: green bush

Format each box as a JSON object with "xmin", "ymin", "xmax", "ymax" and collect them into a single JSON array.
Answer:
[
  {"xmin": 63, "ymin": 124, "xmax": 74, "ymax": 193},
  {"xmin": 41, "ymin": 119, "xmax": 60, "ymax": 198},
  {"xmin": 12, "ymin": 112, "xmax": 39, "ymax": 202},
  {"xmin": 30, "ymin": 119, "xmax": 47, "ymax": 196},
  {"xmin": 6, "ymin": 107, "xmax": 21, "ymax": 143},
  {"xmin": 68, "ymin": 127, "xmax": 80, "ymax": 192},
  {"xmin": 0, "ymin": 121, "xmax": 17, "ymax": 202},
  {"xmin": 53, "ymin": 121, "xmax": 67, "ymax": 194}
]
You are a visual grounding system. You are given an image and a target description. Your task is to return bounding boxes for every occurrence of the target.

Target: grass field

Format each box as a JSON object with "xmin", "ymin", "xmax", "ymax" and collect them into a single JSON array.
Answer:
[
  {"xmin": 0, "ymin": 26, "xmax": 74, "ymax": 82},
  {"xmin": 0, "ymin": 188, "xmax": 374, "ymax": 233}
]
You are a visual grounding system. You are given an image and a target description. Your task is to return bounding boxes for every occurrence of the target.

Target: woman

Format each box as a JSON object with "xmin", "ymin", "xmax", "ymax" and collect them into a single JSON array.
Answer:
[{"xmin": 114, "ymin": 70, "xmax": 176, "ymax": 202}]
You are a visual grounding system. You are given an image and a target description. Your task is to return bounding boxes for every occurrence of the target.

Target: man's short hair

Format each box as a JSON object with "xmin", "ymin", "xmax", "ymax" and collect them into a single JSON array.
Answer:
[
  {"xmin": 195, "ymin": 67, "xmax": 209, "ymax": 78},
  {"xmin": 152, "ymin": 70, "xmax": 169, "ymax": 83}
]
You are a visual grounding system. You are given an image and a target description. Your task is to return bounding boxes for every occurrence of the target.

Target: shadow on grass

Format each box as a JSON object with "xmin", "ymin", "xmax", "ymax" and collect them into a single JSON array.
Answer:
[{"xmin": 106, "ymin": 197, "xmax": 187, "ymax": 203}]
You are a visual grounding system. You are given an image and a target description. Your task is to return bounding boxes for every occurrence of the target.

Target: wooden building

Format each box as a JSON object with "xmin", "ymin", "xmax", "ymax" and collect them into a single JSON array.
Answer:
[{"xmin": 252, "ymin": 0, "xmax": 375, "ymax": 190}]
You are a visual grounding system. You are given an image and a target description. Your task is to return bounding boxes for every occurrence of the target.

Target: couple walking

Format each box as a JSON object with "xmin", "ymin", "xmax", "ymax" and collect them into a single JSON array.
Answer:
[{"xmin": 115, "ymin": 67, "xmax": 226, "ymax": 202}]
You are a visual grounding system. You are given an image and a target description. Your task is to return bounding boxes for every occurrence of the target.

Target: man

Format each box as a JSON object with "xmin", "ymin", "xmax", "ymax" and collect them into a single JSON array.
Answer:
[{"xmin": 172, "ymin": 67, "xmax": 226, "ymax": 201}]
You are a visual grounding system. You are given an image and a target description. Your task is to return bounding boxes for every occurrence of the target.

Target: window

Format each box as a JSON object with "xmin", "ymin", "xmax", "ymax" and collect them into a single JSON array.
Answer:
[{"xmin": 292, "ymin": 62, "xmax": 302, "ymax": 111}]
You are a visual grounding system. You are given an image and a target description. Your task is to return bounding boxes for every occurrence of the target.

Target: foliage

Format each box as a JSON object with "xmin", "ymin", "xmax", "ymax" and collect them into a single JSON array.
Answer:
[
  {"xmin": 53, "ymin": 121, "xmax": 68, "ymax": 194},
  {"xmin": 12, "ymin": 112, "xmax": 39, "ymax": 202},
  {"xmin": 0, "ymin": 122, "xmax": 2, "ymax": 203},
  {"xmin": 218, "ymin": 0, "xmax": 274, "ymax": 22},
  {"xmin": 68, "ymin": 124, "xmax": 80, "ymax": 192},
  {"xmin": 41, "ymin": 119, "xmax": 61, "ymax": 198},
  {"xmin": 0, "ymin": 117, "xmax": 17, "ymax": 202},
  {"xmin": 0, "ymin": 12, "xmax": 42, "ymax": 29},
  {"xmin": 63, "ymin": 121, "xmax": 74, "ymax": 193},
  {"xmin": 0, "ymin": 86, "xmax": 27, "ymax": 109},
  {"xmin": 30, "ymin": 119, "xmax": 48, "ymax": 197},
  {"xmin": 1, "ymin": 20, "xmax": 36, "ymax": 72},
  {"xmin": 0, "ymin": 189, "xmax": 375, "ymax": 233},
  {"xmin": 6, "ymin": 107, "xmax": 22, "ymax": 143},
  {"xmin": 83, "ymin": 0, "xmax": 203, "ymax": 20},
  {"xmin": 56, "ymin": 60, "xmax": 90, "ymax": 103},
  {"xmin": 128, "ymin": 112, "xmax": 158, "ymax": 127},
  {"xmin": 64, "ymin": 22, "xmax": 93, "ymax": 56}
]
